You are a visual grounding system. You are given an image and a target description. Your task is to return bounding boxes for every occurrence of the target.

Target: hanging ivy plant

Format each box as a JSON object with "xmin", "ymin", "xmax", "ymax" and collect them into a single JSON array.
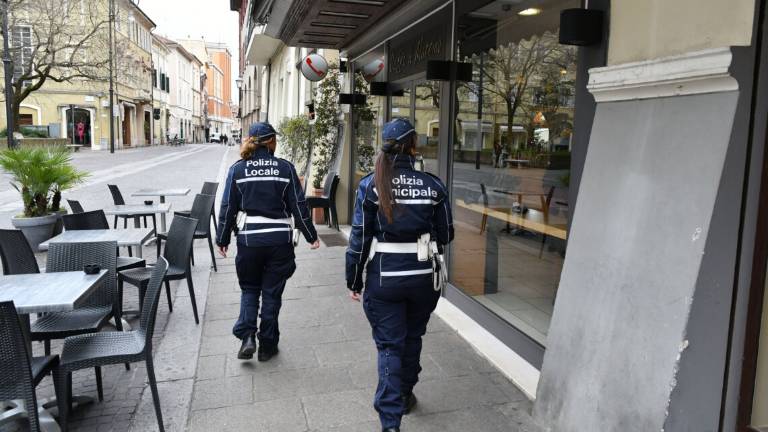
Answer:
[
  {"xmin": 354, "ymin": 73, "xmax": 376, "ymax": 173},
  {"xmin": 312, "ymin": 65, "xmax": 341, "ymax": 189}
]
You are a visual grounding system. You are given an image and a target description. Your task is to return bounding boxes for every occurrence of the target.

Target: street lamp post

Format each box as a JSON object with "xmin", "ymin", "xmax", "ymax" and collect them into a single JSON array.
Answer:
[
  {"xmin": 2, "ymin": 0, "xmax": 15, "ymax": 149},
  {"xmin": 108, "ymin": 0, "xmax": 115, "ymax": 153}
]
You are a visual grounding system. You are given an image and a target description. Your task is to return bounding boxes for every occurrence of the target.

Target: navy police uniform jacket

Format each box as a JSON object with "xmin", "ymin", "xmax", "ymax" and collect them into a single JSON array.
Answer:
[
  {"xmin": 346, "ymin": 155, "xmax": 454, "ymax": 292},
  {"xmin": 216, "ymin": 146, "xmax": 317, "ymax": 248}
]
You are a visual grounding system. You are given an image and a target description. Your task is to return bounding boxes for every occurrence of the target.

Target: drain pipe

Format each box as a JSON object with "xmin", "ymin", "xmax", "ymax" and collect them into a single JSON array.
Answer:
[{"xmin": 265, "ymin": 61, "xmax": 271, "ymax": 122}]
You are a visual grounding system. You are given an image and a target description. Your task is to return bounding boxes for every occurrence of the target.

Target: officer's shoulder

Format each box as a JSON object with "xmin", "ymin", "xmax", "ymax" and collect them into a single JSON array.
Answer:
[
  {"xmin": 275, "ymin": 157, "xmax": 297, "ymax": 170},
  {"xmin": 228, "ymin": 159, "xmax": 246, "ymax": 170},
  {"xmin": 422, "ymin": 171, "xmax": 445, "ymax": 184},
  {"xmin": 358, "ymin": 172, "xmax": 374, "ymax": 188}
]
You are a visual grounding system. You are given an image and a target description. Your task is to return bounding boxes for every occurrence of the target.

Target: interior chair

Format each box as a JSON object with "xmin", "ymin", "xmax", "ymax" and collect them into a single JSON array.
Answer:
[
  {"xmin": 119, "ymin": 216, "xmax": 199, "ymax": 324},
  {"xmin": 58, "ymin": 258, "xmax": 169, "ymax": 432},
  {"xmin": 306, "ymin": 173, "xmax": 340, "ymax": 230},
  {"xmin": 107, "ymin": 184, "xmax": 157, "ymax": 231},
  {"xmin": 0, "ymin": 301, "xmax": 62, "ymax": 432},
  {"xmin": 62, "ymin": 210, "xmax": 145, "ymax": 271}
]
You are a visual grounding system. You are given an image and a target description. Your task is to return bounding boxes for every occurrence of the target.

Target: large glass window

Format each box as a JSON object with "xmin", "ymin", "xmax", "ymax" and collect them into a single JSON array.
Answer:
[
  {"xmin": 450, "ymin": 0, "xmax": 579, "ymax": 346},
  {"xmin": 352, "ymin": 48, "xmax": 386, "ymax": 185},
  {"xmin": 414, "ymin": 81, "xmax": 441, "ymax": 174}
]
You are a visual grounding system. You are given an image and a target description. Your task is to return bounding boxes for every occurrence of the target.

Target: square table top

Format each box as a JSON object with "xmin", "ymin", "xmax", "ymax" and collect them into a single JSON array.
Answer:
[
  {"xmin": 39, "ymin": 228, "xmax": 154, "ymax": 251},
  {"xmin": 103, "ymin": 203, "xmax": 171, "ymax": 216},
  {"xmin": 0, "ymin": 270, "xmax": 108, "ymax": 314},
  {"xmin": 131, "ymin": 188, "xmax": 191, "ymax": 197}
]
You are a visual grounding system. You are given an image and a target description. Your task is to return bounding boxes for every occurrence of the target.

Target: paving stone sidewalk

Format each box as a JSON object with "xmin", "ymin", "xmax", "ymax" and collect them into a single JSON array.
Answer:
[{"xmin": 187, "ymin": 228, "xmax": 542, "ymax": 432}]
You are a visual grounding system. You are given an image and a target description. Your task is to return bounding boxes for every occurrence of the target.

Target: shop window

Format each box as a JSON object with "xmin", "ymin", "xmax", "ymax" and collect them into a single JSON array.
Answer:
[
  {"xmin": 352, "ymin": 48, "xmax": 386, "ymax": 185},
  {"xmin": 450, "ymin": 0, "xmax": 579, "ymax": 346}
]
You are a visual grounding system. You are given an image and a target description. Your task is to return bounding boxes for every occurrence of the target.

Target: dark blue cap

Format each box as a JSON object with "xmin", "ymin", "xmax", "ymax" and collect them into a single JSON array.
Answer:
[
  {"xmin": 248, "ymin": 122, "xmax": 277, "ymax": 140},
  {"xmin": 382, "ymin": 118, "xmax": 415, "ymax": 142}
]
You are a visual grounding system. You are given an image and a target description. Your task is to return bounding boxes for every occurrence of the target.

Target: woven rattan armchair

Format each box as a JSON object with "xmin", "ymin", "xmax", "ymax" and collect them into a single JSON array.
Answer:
[
  {"xmin": 31, "ymin": 241, "xmax": 120, "ymax": 357},
  {"xmin": 156, "ymin": 194, "xmax": 217, "ymax": 272},
  {"xmin": 0, "ymin": 301, "xmax": 61, "ymax": 432},
  {"xmin": 58, "ymin": 258, "xmax": 169, "ymax": 432},
  {"xmin": 175, "ymin": 181, "xmax": 219, "ymax": 231},
  {"xmin": 120, "ymin": 216, "xmax": 199, "ymax": 324}
]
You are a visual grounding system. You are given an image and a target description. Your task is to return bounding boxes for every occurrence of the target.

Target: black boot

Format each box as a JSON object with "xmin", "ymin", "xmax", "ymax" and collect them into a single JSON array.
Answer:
[
  {"xmin": 257, "ymin": 345, "xmax": 279, "ymax": 362},
  {"xmin": 403, "ymin": 392, "xmax": 417, "ymax": 415},
  {"xmin": 382, "ymin": 429, "xmax": 400, "ymax": 432},
  {"xmin": 237, "ymin": 334, "xmax": 257, "ymax": 360}
]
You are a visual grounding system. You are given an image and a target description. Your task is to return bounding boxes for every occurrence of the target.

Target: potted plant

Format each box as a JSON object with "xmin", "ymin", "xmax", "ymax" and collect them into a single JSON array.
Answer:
[
  {"xmin": 311, "ymin": 65, "xmax": 341, "ymax": 223},
  {"xmin": 277, "ymin": 115, "xmax": 312, "ymax": 185},
  {"xmin": 0, "ymin": 147, "xmax": 88, "ymax": 250}
]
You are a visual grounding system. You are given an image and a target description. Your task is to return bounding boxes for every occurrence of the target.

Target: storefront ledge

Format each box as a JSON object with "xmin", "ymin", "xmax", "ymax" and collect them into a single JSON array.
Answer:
[
  {"xmin": 588, "ymin": 47, "xmax": 737, "ymax": 102},
  {"xmin": 434, "ymin": 298, "xmax": 540, "ymax": 400},
  {"xmin": 338, "ymin": 225, "xmax": 540, "ymax": 399}
]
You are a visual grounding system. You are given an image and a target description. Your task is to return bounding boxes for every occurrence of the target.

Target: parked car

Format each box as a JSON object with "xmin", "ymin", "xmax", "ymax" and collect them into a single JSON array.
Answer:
[{"xmin": 209, "ymin": 133, "xmax": 221, "ymax": 143}]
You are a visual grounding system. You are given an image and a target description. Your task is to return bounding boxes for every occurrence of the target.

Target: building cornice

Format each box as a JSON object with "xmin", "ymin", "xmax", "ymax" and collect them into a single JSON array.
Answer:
[{"xmin": 587, "ymin": 48, "xmax": 738, "ymax": 102}]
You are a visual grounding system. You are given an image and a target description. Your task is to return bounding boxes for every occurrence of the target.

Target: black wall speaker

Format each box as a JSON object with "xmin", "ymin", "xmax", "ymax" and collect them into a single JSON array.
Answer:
[
  {"xmin": 426, "ymin": 60, "xmax": 473, "ymax": 82},
  {"xmin": 370, "ymin": 82, "xmax": 388, "ymax": 96},
  {"xmin": 559, "ymin": 9, "xmax": 604, "ymax": 46},
  {"xmin": 338, "ymin": 93, "xmax": 367, "ymax": 105}
]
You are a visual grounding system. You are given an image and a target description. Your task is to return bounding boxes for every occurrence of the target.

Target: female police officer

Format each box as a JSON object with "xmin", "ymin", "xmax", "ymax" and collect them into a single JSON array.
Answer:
[
  {"xmin": 346, "ymin": 118, "xmax": 454, "ymax": 432},
  {"xmin": 217, "ymin": 122, "xmax": 320, "ymax": 361}
]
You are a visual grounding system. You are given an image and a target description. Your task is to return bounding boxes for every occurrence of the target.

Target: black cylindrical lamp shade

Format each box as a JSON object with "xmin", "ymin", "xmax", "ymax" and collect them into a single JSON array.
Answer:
[{"xmin": 559, "ymin": 9, "xmax": 604, "ymax": 46}]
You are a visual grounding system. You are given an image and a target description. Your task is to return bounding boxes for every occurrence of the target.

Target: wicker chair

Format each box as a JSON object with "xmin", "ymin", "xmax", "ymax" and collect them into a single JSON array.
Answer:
[
  {"xmin": 0, "ymin": 301, "xmax": 62, "ymax": 432},
  {"xmin": 58, "ymin": 258, "xmax": 169, "ymax": 432},
  {"xmin": 120, "ymin": 216, "xmax": 199, "ymax": 324},
  {"xmin": 62, "ymin": 210, "xmax": 145, "ymax": 271},
  {"xmin": 66, "ymin": 200, "xmax": 84, "ymax": 214},
  {"xmin": 107, "ymin": 184, "xmax": 156, "ymax": 230},
  {"xmin": 174, "ymin": 182, "xmax": 219, "ymax": 231},
  {"xmin": 0, "ymin": 229, "xmax": 40, "ymax": 275},
  {"xmin": 31, "ymin": 241, "xmax": 120, "ymax": 359},
  {"xmin": 156, "ymin": 194, "xmax": 217, "ymax": 272},
  {"xmin": 306, "ymin": 173, "xmax": 340, "ymax": 230}
]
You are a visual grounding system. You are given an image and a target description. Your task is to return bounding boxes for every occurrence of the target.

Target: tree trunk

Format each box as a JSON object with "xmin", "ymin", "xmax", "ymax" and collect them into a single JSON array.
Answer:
[
  {"xmin": 506, "ymin": 99, "xmax": 516, "ymax": 150},
  {"xmin": 11, "ymin": 99, "xmax": 21, "ymax": 133}
]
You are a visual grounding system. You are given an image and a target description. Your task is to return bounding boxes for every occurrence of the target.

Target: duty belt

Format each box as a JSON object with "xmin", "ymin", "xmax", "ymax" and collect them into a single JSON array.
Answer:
[
  {"xmin": 368, "ymin": 233, "xmax": 447, "ymax": 291},
  {"xmin": 236, "ymin": 214, "xmax": 300, "ymax": 247}
]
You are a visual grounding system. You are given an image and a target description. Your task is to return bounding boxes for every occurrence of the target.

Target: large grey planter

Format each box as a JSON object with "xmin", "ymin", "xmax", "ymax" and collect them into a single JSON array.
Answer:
[{"xmin": 11, "ymin": 213, "xmax": 58, "ymax": 252}]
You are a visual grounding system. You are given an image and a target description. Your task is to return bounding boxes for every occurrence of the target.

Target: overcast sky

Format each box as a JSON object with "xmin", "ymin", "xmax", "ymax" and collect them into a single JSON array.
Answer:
[{"xmin": 140, "ymin": 0, "xmax": 240, "ymax": 102}]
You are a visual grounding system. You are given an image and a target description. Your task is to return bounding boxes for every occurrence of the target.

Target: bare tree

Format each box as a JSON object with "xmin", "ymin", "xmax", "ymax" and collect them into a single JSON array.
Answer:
[
  {"xmin": 0, "ymin": 0, "xmax": 117, "ymax": 132},
  {"xmin": 467, "ymin": 31, "xmax": 569, "ymax": 150}
]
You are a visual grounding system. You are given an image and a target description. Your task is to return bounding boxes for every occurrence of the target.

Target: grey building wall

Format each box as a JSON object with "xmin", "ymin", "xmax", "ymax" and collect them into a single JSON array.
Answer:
[{"xmin": 534, "ymin": 87, "xmax": 739, "ymax": 430}]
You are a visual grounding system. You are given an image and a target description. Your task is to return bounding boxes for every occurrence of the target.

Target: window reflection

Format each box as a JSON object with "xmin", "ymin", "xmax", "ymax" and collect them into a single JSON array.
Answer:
[
  {"xmin": 414, "ymin": 81, "xmax": 440, "ymax": 173},
  {"xmin": 450, "ymin": 0, "xmax": 578, "ymax": 346}
]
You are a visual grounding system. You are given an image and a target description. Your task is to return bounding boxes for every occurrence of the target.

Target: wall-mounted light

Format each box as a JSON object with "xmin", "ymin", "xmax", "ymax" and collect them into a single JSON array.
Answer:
[{"xmin": 518, "ymin": 8, "xmax": 542, "ymax": 16}]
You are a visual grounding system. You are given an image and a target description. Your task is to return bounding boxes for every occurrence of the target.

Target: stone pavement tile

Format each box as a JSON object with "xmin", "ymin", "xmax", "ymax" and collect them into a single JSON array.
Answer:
[
  {"xmin": 128, "ymin": 378, "xmax": 194, "ymax": 432},
  {"xmin": 341, "ymin": 319, "xmax": 373, "ymax": 341},
  {"xmin": 251, "ymin": 366, "xmax": 356, "ymax": 402},
  {"xmin": 188, "ymin": 397, "xmax": 308, "ymax": 432},
  {"xmin": 310, "ymin": 420, "xmax": 381, "ymax": 432},
  {"xmin": 402, "ymin": 405, "xmax": 521, "ymax": 432},
  {"xmin": 498, "ymin": 399, "xmax": 543, "ymax": 431},
  {"xmin": 427, "ymin": 316, "xmax": 451, "ymax": 333},
  {"xmin": 427, "ymin": 347, "xmax": 499, "ymax": 377},
  {"xmin": 313, "ymin": 340, "xmax": 376, "ymax": 367},
  {"xmin": 302, "ymin": 389, "xmax": 379, "ymax": 430},
  {"xmin": 200, "ymin": 334, "xmax": 241, "ymax": 356},
  {"xmin": 191, "ymin": 375, "xmax": 253, "ymax": 410},
  {"xmin": 420, "ymin": 330, "xmax": 467, "ymax": 353},
  {"xmin": 206, "ymin": 291, "xmax": 242, "ymax": 305},
  {"xmin": 203, "ymin": 318, "xmax": 237, "ymax": 337},
  {"xmin": 225, "ymin": 347, "xmax": 320, "ymax": 376},
  {"xmin": 485, "ymin": 372, "xmax": 529, "ymax": 402},
  {"xmin": 346, "ymin": 354, "xmax": 444, "ymax": 390},
  {"xmin": 406, "ymin": 375, "xmax": 508, "ymax": 414},
  {"xmin": 195, "ymin": 354, "xmax": 227, "ymax": 381},
  {"xmin": 279, "ymin": 323, "xmax": 346, "ymax": 349},
  {"xmin": 205, "ymin": 302, "xmax": 240, "ymax": 321}
]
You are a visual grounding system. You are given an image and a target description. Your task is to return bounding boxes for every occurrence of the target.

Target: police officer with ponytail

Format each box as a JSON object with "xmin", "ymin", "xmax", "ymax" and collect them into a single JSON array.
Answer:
[
  {"xmin": 217, "ymin": 122, "xmax": 320, "ymax": 361},
  {"xmin": 346, "ymin": 118, "xmax": 454, "ymax": 432}
]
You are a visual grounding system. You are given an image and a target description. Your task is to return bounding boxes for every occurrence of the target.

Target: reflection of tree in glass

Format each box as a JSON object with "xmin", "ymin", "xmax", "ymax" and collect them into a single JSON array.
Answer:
[
  {"xmin": 462, "ymin": 31, "xmax": 575, "ymax": 152},
  {"xmin": 415, "ymin": 81, "xmax": 440, "ymax": 108},
  {"xmin": 312, "ymin": 65, "xmax": 341, "ymax": 189},
  {"xmin": 354, "ymin": 73, "xmax": 375, "ymax": 173}
]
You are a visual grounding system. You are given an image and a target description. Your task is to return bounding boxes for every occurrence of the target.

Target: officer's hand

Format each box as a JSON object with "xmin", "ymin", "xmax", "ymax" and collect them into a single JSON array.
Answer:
[
  {"xmin": 310, "ymin": 240, "xmax": 320, "ymax": 250},
  {"xmin": 217, "ymin": 245, "xmax": 228, "ymax": 257},
  {"xmin": 349, "ymin": 291, "xmax": 361, "ymax": 302}
]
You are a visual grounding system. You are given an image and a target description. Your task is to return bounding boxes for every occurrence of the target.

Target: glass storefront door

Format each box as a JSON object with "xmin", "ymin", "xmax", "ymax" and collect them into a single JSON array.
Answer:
[
  {"xmin": 449, "ymin": 0, "xmax": 579, "ymax": 346},
  {"xmin": 414, "ymin": 81, "xmax": 441, "ymax": 174}
]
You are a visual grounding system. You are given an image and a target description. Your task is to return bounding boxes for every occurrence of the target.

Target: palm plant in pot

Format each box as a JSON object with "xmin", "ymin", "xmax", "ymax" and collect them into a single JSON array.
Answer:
[{"xmin": 0, "ymin": 147, "xmax": 88, "ymax": 250}]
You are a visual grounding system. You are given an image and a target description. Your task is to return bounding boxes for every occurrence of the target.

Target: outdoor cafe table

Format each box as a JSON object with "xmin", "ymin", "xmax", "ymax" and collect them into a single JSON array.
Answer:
[
  {"xmin": 0, "ymin": 270, "xmax": 108, "ymax": 432},
  {"xmin": 131, "ymin": 188, "xmax": 191, "ymax": 232},
  {"xmin": 39, "ymin": 228, "xmax": 154, "ymax": 258},
  {"xmin": 103, "ymin": 203, "xmax": 172, "ymax": 231}
]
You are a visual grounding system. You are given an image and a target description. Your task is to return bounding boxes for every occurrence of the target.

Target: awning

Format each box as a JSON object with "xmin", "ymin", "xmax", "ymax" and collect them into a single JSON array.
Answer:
[{"xmin": 246, "ymin": 28, "xmax": 283, "ymax": 66}]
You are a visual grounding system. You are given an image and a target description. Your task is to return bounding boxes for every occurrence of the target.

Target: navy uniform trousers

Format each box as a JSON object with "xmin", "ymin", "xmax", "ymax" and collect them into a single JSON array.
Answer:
[
  {"xmin": 363, "ymin": 269, "xmax": 440, "ymax": 429},
  {"xmin": 232, "ymin": 243, "xmax": 296, "ymax": 348}
]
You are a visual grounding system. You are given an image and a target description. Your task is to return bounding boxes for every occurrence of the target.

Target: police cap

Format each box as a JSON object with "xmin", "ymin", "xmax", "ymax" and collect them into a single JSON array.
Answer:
[
  {"xmin": 381, "ymin": 118, "xmax": 415, "ymax": 153},
  {"xmin": 248, "ymin": 122, "xmax": 277, "ymax": 141}
]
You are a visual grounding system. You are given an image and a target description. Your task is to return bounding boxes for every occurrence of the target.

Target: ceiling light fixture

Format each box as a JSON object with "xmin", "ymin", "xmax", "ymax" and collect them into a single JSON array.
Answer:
[
  {"xmin": 319, "ymin": 11, "xmax": 370, "ymax": 19},
  {"xmin": 329, "ymin": 0, "xmax": 385, "ymax": 5},
  {"xmin": 311, "ymin": 21, "xmax": 358, "ymax": 29},
  {"xmin": 518, "ymin": 8, "xmax": 542, "ymax": 16}
]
